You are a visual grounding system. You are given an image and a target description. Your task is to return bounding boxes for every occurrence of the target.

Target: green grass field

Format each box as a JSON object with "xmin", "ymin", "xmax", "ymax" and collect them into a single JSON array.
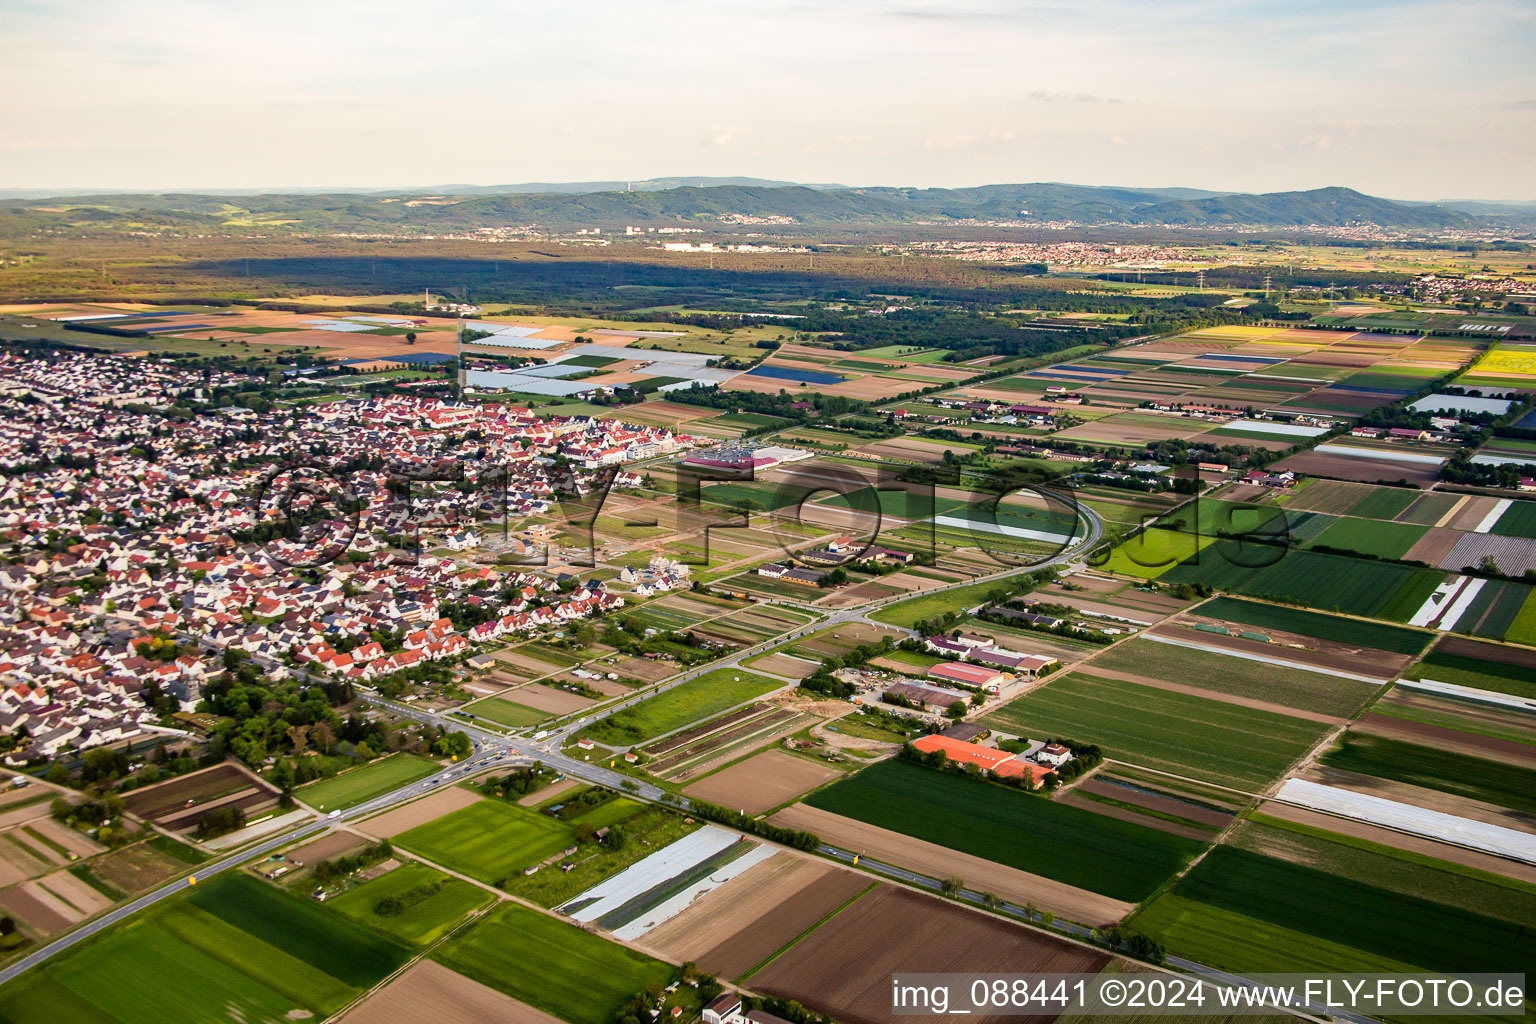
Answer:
[
  {"xmin": 982, "ymin": 671, "xmax": 1328, "ymax": 791},
  {"xmin": 324, "ymin": 862, "xmax": 494, "ymax": 945},
  {"xmin": 507, "ymin": 803, "xmax": 697, "ymax": 907},
  {"xmin": 433, "ymin": 902, "xmax": 675, "ymax": 1024},
  {"xmin": 1160, "ymin": 541, "xmax": 1446, "ymax": 623},
  {"xmin": 1131, "ymin": 845, "xmax": 1536, "ymax": 980},
  {"xmin": 1491, "ymin": 499, "xmax": 1536, "ymax": 539},
  {"xmin": 1346, "ymin": 487, "xmax": 1421, "ymax": 520},
  {"xmin": 1307, "ymin": 517, "xmax": 1427, "ymax": 559},
  {"xmin": 579, "ymin": 668, "xmax": 783, "ymax": 747},
  {"xmin": 803, "ymin": 758, "xmax": 1204, "ymax": 902},
  {"xmin": 296, "ymin": 754, "xmax": 441, "ymax": 811},
  {"xmin": 816, "ymin": 487, "xmax": 974, "ymax": 521},
  {"xmin": 464, "ymin": 696, "xmax": 551, "ymax": 728},
  {"xmin": 1320, "ymin": 732, "xmax": 1536, "ymax": 815},
  {"xmin": 1093, "ymin": 527, "xmax": 1215, "ymax": 579},
  {"xmin": 869, "ymin": 578, "xmax": 1021, "ymax": 628},
  {"xmin": 395, "ymin": 798, "xmax": 575, "ymax": 884},
  {"xmin": 1090, "ymin": 639, "xmax": 1380, "ymax": 718},
  {"xmin": 1194, "ymin": 597, "xmax": 1432, "ymax": 655},
  {"xmin": 0, "ymin": 873, "xmax": 411, "ymax": 1024}
]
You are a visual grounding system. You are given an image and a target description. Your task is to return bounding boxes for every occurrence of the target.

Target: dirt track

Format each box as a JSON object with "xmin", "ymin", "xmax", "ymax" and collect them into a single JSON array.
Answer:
[{"xmin": 768, "ymin": 804, "xmax": 1134, "ymax": 925}]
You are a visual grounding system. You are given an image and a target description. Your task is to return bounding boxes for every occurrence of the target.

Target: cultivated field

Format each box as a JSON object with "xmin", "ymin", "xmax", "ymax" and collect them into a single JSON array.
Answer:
[
  {"xmin": 297, "ymin": 754, "xmax": 441, "ymax": 812},
  {"xmin": 325, "ymin": 861, "xmax": 494, "ymax": 946},
  {"xmin": 751, "ymin": 885, "xmax": 1108, "ymax": 1024},
  {"xmin": 769, "ymin": 802, "xmax": 1134, "ymax": 925},
  {"xmin": 580, "ymin": 668, "xmax": 785, "ymax": 747},
  {"xmin": 356, "ymin": 786, "xmax": 486, "ymax": 839},
  {"xmin": 1090, "ymin": 638, "xmax": 1383, "ymax": 717},
  {"xmin": 0, "ymin": 872, "xmax": 411, "ymax": 1023},
  {"xmin": 800, "ymin": 759, "xmax": 1204, "ymax": 902},
  {"xmin": 395, "ymin": 799, "xmax": 575, "ymax": 884},
  {"xmin": 342, "ymin": 960, "xmax": 566, "ymax": 1024},
  {"xmin": 641, "ymin": 852, "xmax": 870, "ymax": 979},
  {"xmin": 433, "ymin": 902, "xmax": 675, "ymax": 1024},
  {"xmin": 681, "ymin": 749, "xmax": 842, "ymax": 814},
  {"xmin": 982, "ymin": 670, "xmax": 1329, "ymax": 791}
]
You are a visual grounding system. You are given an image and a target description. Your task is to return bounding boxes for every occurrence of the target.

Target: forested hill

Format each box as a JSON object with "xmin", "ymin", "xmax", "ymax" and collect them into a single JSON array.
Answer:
[{"xmin": 0, "ymin": 183, "xmax": 1493, "ymax": 236}]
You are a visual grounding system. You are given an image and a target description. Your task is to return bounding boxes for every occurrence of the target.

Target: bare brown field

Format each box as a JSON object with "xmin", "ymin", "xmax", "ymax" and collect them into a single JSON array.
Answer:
[
  {"xmin": 0, "ymin": 800, "xmax": 51, "ymax": 831},
  {"xmin": 620, "ymin": 401, "xmax": 727, "ymax": 426},
  {"xmin": 749, "ymin": 653, "xmax": 821, "ymax": 679},
  {"xmin": 0, "ymin": 885, "xmax": 71, "ymax": 935},
  {"xmin": 492, "ymin": 649, "xmax": 568, "ymax": 678},
  {"xmin": 609, "ymin": 657, "xmax": 675, "ymax": 684},
  {"xmin": 86, "ymin": 843, "xmax": 189, "ymax": 895},
  {"xmin": 502, "ymin": 684, "xmax": 594, "ymax": 715},
  {"xmin": 642, "ymin": 852, "xmax": 870, "ymax": 980},
  {"xmin": 33, "ymin": 869, "xmax": 111, "ymax": 920},
  {"xmin": 854, "ymin": 437, "xmax": 947, "ymax": 463},
  {"xmin": 341, "ymin": 960, "xmax": 565, "ymax": 1024},
  {"xmin": 358, "ymin": 786, "xmax": 484, "ymax": 838},
  {"xmin": 1057, "ymin": 793, "xmax": 1215, "ymax": 841},
  {"xmin": 28, "ymin": 819, "xmax": 103, "ymax": 860},
  {"xmin": 1274, "ymin": 451, "xmax": 1441, "ymax": 488},
  {"xmin": 1432, "ymin": 634, "xmax": 1536, "ymax": 670},
  {"xmin": 1444, "ymin": 496, "xmax": 1504, "ymax": 531},
  {"xmin": 752, "ymin": 885, "xmax": 1109, "ymax": 1024},
  {"xmin": 769, "ymin": 804, "xmax": 1134, "ymax": 925},
  {"xmin": 0, "ymin": 838, "xmax": 49, "ymax": 887},
  {"xmin": 1076, "ymin": 778, "xmax": 1234, "ymax": 829},
  {"xmin": 1403, "ymin": 527, "xmax": 1463, "ymax": 565},
  {"xmin": 683, "ymin": 750, "xmax": 841, "ymax": 814},
  {"xmin": 518, "ymin": 778, "xmax": 580, "ymax": 807},
  {"xmin": 1055, "ymin": 418, "xmax": 1207, "ymax": 445},
  {"xmin": 0, "ymin": 787, "xmax": 48, "ymax": 809},
  {"xmin": 120, "ymin": 763, "xmax": 273, "ymax": 822},
  {"xmin": 290, "ymin": 831, "xmax": 370, "ymax": 864}
]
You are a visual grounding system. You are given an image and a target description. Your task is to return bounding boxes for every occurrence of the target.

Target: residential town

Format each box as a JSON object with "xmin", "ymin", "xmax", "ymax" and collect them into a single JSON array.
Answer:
[{"xmin": 0, "ymin": 351, "xmax": 701, "ymax": 766}]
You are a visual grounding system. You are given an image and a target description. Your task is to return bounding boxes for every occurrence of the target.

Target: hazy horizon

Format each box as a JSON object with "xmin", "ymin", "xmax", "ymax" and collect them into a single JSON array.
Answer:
[
  {"xmin": 1, "ymin": 180, "xmax": 1533, "ymax": 205},
  {"xmin": 4, "ymin": 0, "xmax": 1533, "ymax": 201}
]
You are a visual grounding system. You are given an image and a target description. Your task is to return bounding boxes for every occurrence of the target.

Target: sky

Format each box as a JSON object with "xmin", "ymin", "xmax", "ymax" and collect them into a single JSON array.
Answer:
[{"xmin": 3, "ymin": 0, "xmax": 1534, "ymax": 200}]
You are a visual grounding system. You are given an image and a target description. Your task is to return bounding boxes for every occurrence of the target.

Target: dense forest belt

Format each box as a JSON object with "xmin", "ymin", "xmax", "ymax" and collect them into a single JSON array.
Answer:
[{"xmin": 0, "ymin": 236, "xmax": 1202, "ymax": 308}]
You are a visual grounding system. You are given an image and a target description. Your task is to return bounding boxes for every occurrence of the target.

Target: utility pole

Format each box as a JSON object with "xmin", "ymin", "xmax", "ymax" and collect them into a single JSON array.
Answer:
[
  {"xmin": 1263, "ymin": 273, "xmax": 1272, "ymax": 299},
  {"xmin": 1197, "ymin": 269, "xmax": 1204, "ymax": 294}
]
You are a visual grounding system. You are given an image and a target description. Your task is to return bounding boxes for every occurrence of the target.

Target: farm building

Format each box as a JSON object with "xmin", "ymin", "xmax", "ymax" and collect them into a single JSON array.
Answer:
[
  {"xmin": 941, "ymin": 722, "xmax": 989, "ymax": 742},
  {"xmin": 756, "ymin": 563, "xmax": 825, "ymax": 586},
  {"xmin": 929, "ymin": 662, "xmax": 1008, "ymax": 691},
  {"xmin": 884, "ymin": 681, "xmax": 970, "ymax": 712},
  {"xmin": 910, "ymin": 733, "xmax": 1052, "ymax": 785}
]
